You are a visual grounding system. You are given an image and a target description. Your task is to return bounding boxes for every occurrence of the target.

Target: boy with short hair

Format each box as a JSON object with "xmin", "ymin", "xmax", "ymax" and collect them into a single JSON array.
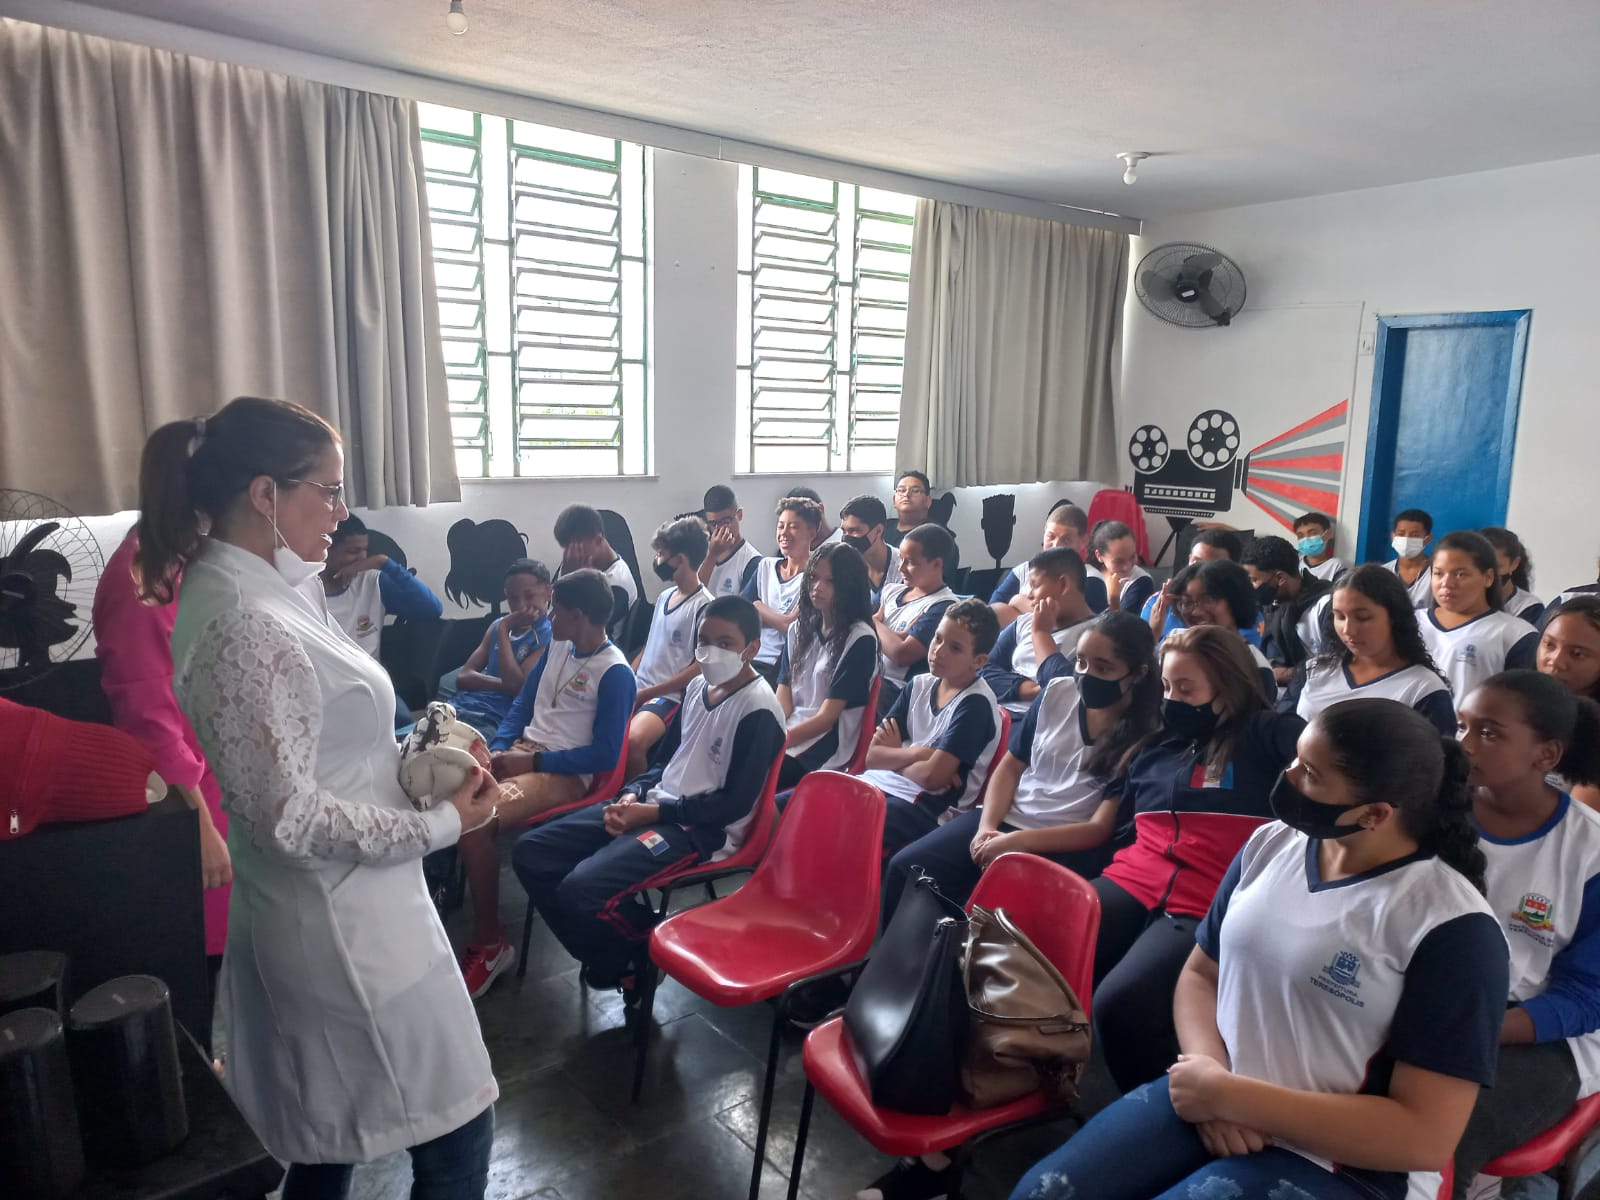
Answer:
[
  {"xmin": 786, "ymin": 485, "xmax": 840, "ymax": 548},
  {"xmin": 513, "ymin": 595, "xmax": 787, "ymax": 997},
  {"xmin": 885, "ymin": 469, "xmax": 961, "ymax": 575},
  {"xmin": 991, "ymin": 502, "xmax": 1089, "ymax": 626},
  {"xmin": 698, "ymin": 484, "xmax": 764, "ymax": 599},
  {"xmin": 1242, "ymin": 534, "xmax": 1332, "ymax": 694},
  {"xmin": 443, "ymin": 558, "xmax": 554, "ymax": 738},
  {"xmin": 553, "ymin": 503, "xmax": 639, "ymax": 638},
  {"xmin": 1292, "ymin": 510, "xmax": 1349, "ymax": 582},
  {"xmin": 458, "ymin": 568, "xmax": 636, "ymax": 997},
  {"xmin": 838, "ymin": 494, "xmax": 901, "ymax": 605},
  {"xmin": 981, "ymin": 548, "xmax": 1098, "ymax": 715},
  {"xmin": 321, "ymin": 514, "xmax": 443, "ymax": 658},
  {"xmin": 1387, "ymin": 507, "xmax": 1435, "ymax": 608},
  {"xmin": 627, "ymin": 517, "xmax": 714, "ymax": 778},
  {"xmin": 861, "ymin": 598, "xmax": 1004, "ymax": 854}
]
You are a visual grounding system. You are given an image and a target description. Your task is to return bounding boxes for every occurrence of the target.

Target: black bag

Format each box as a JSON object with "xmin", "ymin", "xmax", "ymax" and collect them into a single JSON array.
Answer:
[{"xmin": 843, "ymin": 869, "xmax": 969, "ymax": 1114}]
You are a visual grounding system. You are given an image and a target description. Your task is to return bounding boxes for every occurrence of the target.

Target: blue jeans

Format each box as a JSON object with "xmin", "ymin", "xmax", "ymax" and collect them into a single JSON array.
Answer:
[
  {"xmin": 1008, "ymin": 1077, "xmax": 1364, "ymax": 1200},
  {"xmin": 282, "ymin": 1105, "xmax": 494, "ymax": 1200}
]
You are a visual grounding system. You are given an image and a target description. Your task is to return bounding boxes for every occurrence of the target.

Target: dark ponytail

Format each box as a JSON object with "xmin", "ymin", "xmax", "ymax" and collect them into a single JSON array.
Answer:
[
  {"xmin": 134, "ymin": 397, "xmax": 339, "ymax": 603},
  {"xmin": 1477, "ymin": 669, "xmax": 1600, "ymax": 788},
  {"xmin": 1317, "ymin": 698, "xmax": 1487, "ymax": 894}
]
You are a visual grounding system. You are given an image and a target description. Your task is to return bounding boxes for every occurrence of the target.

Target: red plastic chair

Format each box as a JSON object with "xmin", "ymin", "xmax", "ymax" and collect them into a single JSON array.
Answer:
[
  {"xmin": 845, "ymin": 674, "xmax": 883, "ymax": 774},
  {"xmin": 514, "ymin": 736, "xmax": 631, "ymax": 979},
  {"xmin": 642, "ymin": 771, "xmax": 888, "ymax": 1200},
  {"xmin": 1474, "ymin": 1093, "xmax": 1600, "ymax": 1197},
  {"xmin": 785, "ymin": 853, "xmax": 1100, "ymax": 1200},
  {"xmin": 970, "ymin": 707, "xmax": 1012, "ymax": 811}
]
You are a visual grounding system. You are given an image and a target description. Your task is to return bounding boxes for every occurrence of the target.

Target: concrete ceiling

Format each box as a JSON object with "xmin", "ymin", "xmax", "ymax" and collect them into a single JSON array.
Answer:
[{"xmin": 26, "ymin": 0, "xmax": 1600, "ymax": 219}]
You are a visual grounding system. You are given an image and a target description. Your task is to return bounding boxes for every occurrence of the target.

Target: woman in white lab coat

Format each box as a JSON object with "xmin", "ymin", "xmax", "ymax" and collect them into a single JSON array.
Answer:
[{"xmin": 136, "ymin": 397, "xmax": 499, "ymax": 1199}]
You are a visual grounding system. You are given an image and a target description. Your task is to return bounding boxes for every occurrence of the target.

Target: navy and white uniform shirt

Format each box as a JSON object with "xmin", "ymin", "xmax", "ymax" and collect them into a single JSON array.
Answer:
[
  {"xmin": 1297, "ymin": 660, "xmax": 1457, "ymax": 737},
  {"xmin": 1385, "ymin": 558, "xmax": 1434, "ymax": 609},
  {"xmin": 859, "ymin": 674, "xmax": 1002, "ymax": 820},
  {"xmin": 867, "ymin": 543, "xmax": 902, "ymax": 609},
  {"xmin": 1419, "ymin": 609, "xmax": 1538, "ymax": 701},
  {"xmin": 878, "ymin": 582, "xmax": 957, "ymax": 687},
  {"xmin": 1302, "ymin": 555, "xmax": 1351, "ymax": 583},
  {"xmin": 634, "ymin": 584, "xmax": 713, "ymax": 699},
  {"xmin": 1200, "ymin": 822, "xmax": 1508, "ymax": 1200},
  {"xmin": 776, "ymin": 619, "xmax": 879, "ymax": 773},
  {"xmin": 1083, "ymin": 564, "xmax": 1154, "ymax": 616},
  {"xmin": 1479, "ymin": 792, "xmax": 1600, "ymax": 1098},
  {"xmin": 743, "ymin": 558, "xmax": 807, "ymax": 665},
  {"xmin": 706, "ymin": 539, "xmax": 763, "ymax": 600},
  {"xmin": 1504, "ymin": 586, "xmax": 1545, "ymax": 626},
  {"xmin": 1006, "ymin": 675, "xmax": 1119, "ymax": 831},
  {"xmin": 981, "ymin": 612, "xmax": 1098, "ymax": 715},
  {"xmin": 988, "ymin": 561, "xmax": 1030, "ymax": 606}
]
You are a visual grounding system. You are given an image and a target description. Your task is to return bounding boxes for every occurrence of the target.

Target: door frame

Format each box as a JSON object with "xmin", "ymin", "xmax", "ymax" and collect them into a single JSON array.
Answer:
[{"xmin": 1355, "ymin": 309, "xmax": 1532, "ymax": 562}]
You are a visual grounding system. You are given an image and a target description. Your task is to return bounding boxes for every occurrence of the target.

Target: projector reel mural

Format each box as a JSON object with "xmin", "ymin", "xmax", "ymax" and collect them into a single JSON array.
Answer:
[{"xmin": 1129, "ymin": 399, "xmax": 1350, "ymax": 532}]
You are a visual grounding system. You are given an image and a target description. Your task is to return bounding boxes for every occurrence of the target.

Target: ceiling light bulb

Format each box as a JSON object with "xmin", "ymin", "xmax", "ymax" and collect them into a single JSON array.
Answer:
[
  {"xmin": 446, "ymin": 0, "xmax": 468, "ymax": 34},
  {"xmin": 1117, "ymin": 151, "xmax": 1149, "ymax": 186}
]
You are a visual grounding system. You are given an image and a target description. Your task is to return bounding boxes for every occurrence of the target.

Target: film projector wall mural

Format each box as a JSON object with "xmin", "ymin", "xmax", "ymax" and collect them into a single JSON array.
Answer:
[{"xmin": 1128, "ymin": 399, "xmax": 1351, "ymax": 563}]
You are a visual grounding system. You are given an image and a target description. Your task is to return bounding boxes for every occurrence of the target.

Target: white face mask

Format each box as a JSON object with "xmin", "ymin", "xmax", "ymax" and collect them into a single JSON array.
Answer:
[
  {"xmin": 269, "ymin": 485, "xmax": 325, "ymax": 588},
  {"xmin": 695, "ymin": 644, "xmax": 747, "ymax": 687},
  {"xmin": 1392, "ymin": 535, "xmax": 1427, "ymax": 559}
]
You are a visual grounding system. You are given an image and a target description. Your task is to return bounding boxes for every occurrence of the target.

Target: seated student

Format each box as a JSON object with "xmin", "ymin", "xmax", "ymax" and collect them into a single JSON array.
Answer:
[
  {"xmin": 457, "ymin": 569, "xmax": 636, "ymax": 997},
  {"xmin": 1453, "ymin": 671, "xmax": 1600, "ymax": 1197},
  {"xmin": 553, "ymin": 503, "xmax": 638, "ymax": 641},
  {"xmin": 885, "ymin": 469, "xmax": 961, "ymax": 576},
  {"xmin": 1149, "ymin": 559, "xmax": 1279, "ymax": 701},
  {"xmin": 1386, "ymin": 507, "xmax": 1436, "ymax": 608},
  {"xmin": 444, "ymin": 558, "xmax": 554, "ymax": 739},
  {"xmin": 785, "ymin": 485, "xmax": 840, "ymax": 547},
  {"xmin": 626, "ymin": 517, "xmax": 714, "ymax": 779},
  {"xmin": 1010, "ymin": 700, "xmax": 1506, "ymax": 1200},
  {"xmin": 1084, "ymin": 519, "xmax": 1154, "ymax": 615},
  {"xmin": 858, "ymin": 599, "xmax": 1003, "ymax": 855},
  {"xmin": 989, "ymin": 501, "xmax": 1089, "ymax": 626},
  {"xmin": 1299, "ymin": 564, "xmax": 1457, "ymax": 736},
  {"xmin": 1421, "ymin": 529, "xmax": 1539, "ymax": 699},
  {"xmin": 1537, "ymin": 597, "xmax": 1600, "ymax": 810},
  {"xmin": 775, "ymin": 542, "xmax": 878, "ymax": 789},
  {"xmin": 1481, "ymin": 525, "xmax": 1545, "ymax": 624},
  {"xmin": 979, "ymin": 548, "xmax": 1098, "ymax": 715},
  {"xmin": 837, "ymin": 494, "xmax": 901, "ymax": 606},
  {"xmin": 1090, "ymin": 624, "xmax": 1302, "ymax": 1092},
  {"xmin": 742, "ymin": 496, "xmax": 819, "ymax": 685},
  {"xmin": 1293, "ymin": 509, "xmax": 1351, "ymax": 581},
  {"xmin": 1242, "ymin": 534, "xmax": 1332, "ymax": 694},
  {"xmin": 698, "ymin": 484, "xmax": 764, "ymax": 599},
  {"xmin": 874, "ymin": 523, "xmax": 959, "ymax": 715},
  {"xmin": 1553, "ymin": 551, "xmax": 1600, "ymax": 609},
  {"xmin": 321, "ymin": 514, "xmax": 443, "ymax": 658},
  {"xmin": 884, "ymin": 611, "xmax": 1160, "ymax": 921},
  {"xmin": 1140, "ymin": 527, "xmax": 1244, "ymax": 639},
  {"xmin": 513, "ymin": 595, "xmax": 786, "ymax": 1000}
]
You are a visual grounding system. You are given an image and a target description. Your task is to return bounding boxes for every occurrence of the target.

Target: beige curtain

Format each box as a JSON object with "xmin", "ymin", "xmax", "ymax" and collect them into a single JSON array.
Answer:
[
  {"xmin": 896, "ymin": 200, "xmax": 1129, "ymax": 487},
  {"xmin": 0, "ymin": 18, "xmax": 459, "ymax": 513}
]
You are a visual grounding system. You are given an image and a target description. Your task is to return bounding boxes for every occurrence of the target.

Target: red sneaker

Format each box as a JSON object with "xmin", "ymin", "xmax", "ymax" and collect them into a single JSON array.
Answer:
[{"xmin": 460, "ymin": 937, "xmax": 515, "ymax": 999}]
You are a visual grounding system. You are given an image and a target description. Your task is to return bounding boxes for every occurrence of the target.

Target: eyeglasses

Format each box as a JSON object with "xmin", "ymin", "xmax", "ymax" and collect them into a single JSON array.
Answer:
[
  {"xmin": 1176, "ymin": 594, "xmax": 1219, "ymax": 613},
  {"xmin": 286, "ymin": 478, "xmax": 345, "ymax": 507},
  {"xmin": 893, "ymin": 486, "xmax": 928, "ymax": 497}
]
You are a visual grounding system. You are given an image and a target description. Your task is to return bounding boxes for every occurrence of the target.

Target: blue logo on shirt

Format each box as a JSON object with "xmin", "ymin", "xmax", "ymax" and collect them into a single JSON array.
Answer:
[
  {"xmin": 1312, "ymin": 949, "xmax": 1366, "ymax": 1008},
  {"xmin": 709, "ymin": 735, "xmax": 724, "ymax": 763}
]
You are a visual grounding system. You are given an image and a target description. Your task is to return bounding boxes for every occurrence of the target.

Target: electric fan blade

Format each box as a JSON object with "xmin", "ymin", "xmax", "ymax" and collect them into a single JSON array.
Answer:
[
  {"xmin": 0, "ymin": 522, "xmax": 61, "ymax": 570},
  {"xmin": 22, "ymin": 548, "xmax": 73, "ymax": 586},
  {"xmin": 1183, "ymin": 252, "xmax": 1223, "ymax": 273},
  {"xmin": 1196, "ymin": 287, "xmax": 1233, "ymax": 325},
  {"xmin": 1140, "ymin": 270, "xmax": 1180, "ymax": 304}
]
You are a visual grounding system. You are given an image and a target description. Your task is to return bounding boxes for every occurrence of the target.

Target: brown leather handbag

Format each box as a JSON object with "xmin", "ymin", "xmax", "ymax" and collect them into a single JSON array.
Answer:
[{"xmin": 959, "ymin": 905, "xmax": 1091, "ymax": 1109}]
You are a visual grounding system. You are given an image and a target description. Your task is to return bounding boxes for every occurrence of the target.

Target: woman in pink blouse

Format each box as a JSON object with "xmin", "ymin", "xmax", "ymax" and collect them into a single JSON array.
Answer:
[{"xmin": 93, "ymin": 528, "xmax": 232, "ymax": 959}]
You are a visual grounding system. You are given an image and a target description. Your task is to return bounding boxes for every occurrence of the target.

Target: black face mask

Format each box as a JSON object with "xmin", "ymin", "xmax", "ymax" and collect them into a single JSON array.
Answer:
[
  {"xmin": 1162, "ymin": 698, "xmax": 1218, "ymax": 742},
  {"xmin": 1269, "ymin": 771, "xmax": 1366, "ymax": 840},
  {"xmin": 841, "ymin": 533, "xmax": 872, "ymax": 555},
  {"xmin": 1254, "ymin": 581, "xmax": 1279, "ymax": 608},
  {"xmin": 651, "ymin": 558, "xmax": 676, "ymax": 582},
  {"xmin": 1076, "ymin": 669, "xmax": 1129, "ymax": 710}
]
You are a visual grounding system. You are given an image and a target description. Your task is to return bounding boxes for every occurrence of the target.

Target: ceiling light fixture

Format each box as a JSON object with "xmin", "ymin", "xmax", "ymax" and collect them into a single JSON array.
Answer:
[
  {"xmin": 446, "ymin": 0, "xmax": 468, "ymax": 35},
  {"xmin": 1117, "ymin": 152, "xmax": 1150, "ymax": 186}
]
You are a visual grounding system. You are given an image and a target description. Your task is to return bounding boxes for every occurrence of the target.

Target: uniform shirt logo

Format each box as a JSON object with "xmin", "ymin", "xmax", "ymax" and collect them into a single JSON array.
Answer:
[
  {"xmin": 1513, "ymin": 892, "xmax": 1554, "ymax": 931},
  {"xmin": 354, "ymin": 616, "xmax": 376, "ymax": 634},
  {"xmin": 1459, "ymin": 644, "xmax": 1478, "ymax": 665},
  {"xmin": 709, "ymin": 735, "xmax": 725, "ymax": 763},
  {"xmin": 1311, "ymin": 949, "xmax": 1366, "ymax": 1007},
  {"xmin": 671, "ymin": 629, "xmax": 684, "ymax": 647},
  {"xmin": 570, "ymin": 671, "xmax": 590, "ymax": 693}
]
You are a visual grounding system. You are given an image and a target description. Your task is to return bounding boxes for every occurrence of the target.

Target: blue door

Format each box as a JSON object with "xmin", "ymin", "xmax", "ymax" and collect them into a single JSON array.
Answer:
[{"xmin": 1356, "ymin": 310, "xmax": 1531, "ymax": 563}]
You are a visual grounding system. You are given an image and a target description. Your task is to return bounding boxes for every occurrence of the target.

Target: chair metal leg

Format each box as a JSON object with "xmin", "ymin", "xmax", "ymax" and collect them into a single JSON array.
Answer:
[
  {"xmin": 630, "ymin": 963, "xmax": 659, "ymax": 1104},
  {"xmin": 704, "ymin": 880, "xmax": 718, "ymax": 903},
  {"xmin": 748, "ymin": 1001, "xmax": 788, "ymax": 1200},
  {"xmin": 515, "ymin": 904, "xmax": 534, "ymax": 979},
  {"xmin": 786, "ymin": 1079, "xmax": 816, "ymax": 1200}
]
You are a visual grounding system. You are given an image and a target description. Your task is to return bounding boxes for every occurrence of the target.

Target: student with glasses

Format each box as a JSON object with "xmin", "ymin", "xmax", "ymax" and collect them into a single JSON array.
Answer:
[{"xmin": 884, "ymin": 469, "xmax": 960, "ymax": 578}]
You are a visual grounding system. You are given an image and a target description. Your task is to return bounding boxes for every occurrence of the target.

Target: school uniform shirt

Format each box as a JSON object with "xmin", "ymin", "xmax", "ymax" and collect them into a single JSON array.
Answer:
[
  {"xmin": 1385, "ymin": 558, "xmax": 1434, "ymax": 609},
  {"xmin": 878, "ymin": 582, "xmax": 958, "ymax": 687},
  {"xmin": 629, "ymin": 674, "xmax": 787, "ymax": 862},
  {"xmin": 1555, "ymin": 582, "xmax": 1600, "ymax": 610},
  {"xmin": 1296, "ymin": 659, "xmax": 1457, "ymax": 737},
  {"xmin": 859, "ymin": 674, "xmax": 1002, "ymax": 820},
  {"xmin": 706, "ymin": 539, "xmax": 763, "ymax": 599},
  {"xmin": 1006, "ymin": 675, "xmax": 1119, "ymax": 831},
  {"xmin": 1200, "ymin": 821, "xmax": 1507, "ymax": 1200},
  {"xmin": 1478, "ymin": 792, "xmax": 1600, "ymax": 1098},
  {"xmin": 1260, "ymin": 572, "xmax": 1334, "ymax": 669},
  {"xmin": 980, "ymin": 612, "xmax": 1098, "ymax": 715},
  {"xmin": 883, "ymin": 523, "xmax": 962, "ymax": 577},
  {"xmin": 1419, "ymin": 608, "xmax": 1539, "ymax": 701},
  {"xmin": 742, "ymin": 558, "xmax": 808, "ymax": 665},
  {"xmin": 1083, "ymin": 564, "xmax": 1154, "ymax": 616},
  {"xmin": 988, "ymin": 561, "xmax": 1029, "ymax": 606},
  {"xmin": 599, "ymin": 556, "xmax": 639, "ymax": 634},
  {"xmin": 867, "ymin": 543, "xmax": 902, "ymax": 609},
  {"xmin": 817, "ymin": 527, "xmax": 843, "ymax": 546},
  {"xmin": 1300, "ymin": 555, "xmax": 1351, "ymax": 582},
  {"xmin": 635, "ymin": 584, "xmax": 713, "ymax": 698},
  {"xmin": 1100, "ymin": 710, "xmax": 1304, "ymax": 918},
  {"xmin": 450, "ymin": 615, "xmax": 553, "ymax": 733},
  {"xmin": 324, "ymin": 561, "xmax": 443, "ymax": 658},
  {"xmin": 1504, "ymin": 586, "xmax": 1545, "ymax": 625},
  {"xmin": 776, "ymin": 620, "xmax": 878, "ymax": 773},
  {"xmin": 489, "ymin": 639, "xmax": 635, "ymax": 786}
]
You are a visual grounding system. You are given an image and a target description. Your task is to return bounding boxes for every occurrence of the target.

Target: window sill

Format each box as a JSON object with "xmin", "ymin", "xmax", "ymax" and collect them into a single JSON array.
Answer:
[{"xmin": 460, "ymin": 475, "xmax": 661, "ymax": 484}]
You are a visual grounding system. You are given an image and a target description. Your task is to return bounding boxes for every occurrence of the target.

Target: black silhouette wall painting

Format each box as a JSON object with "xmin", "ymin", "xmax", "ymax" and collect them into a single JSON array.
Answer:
[
  {"xmin": 444, "ymin": 518, "xmax": 530, "ymax": 613},
  {"xmin": 929, "ymin": 492, "xmax": 957, "ymax": 530},
  {"xmin": 980, "ymin": 494, "xmax": 1017, "ymax": 567}
]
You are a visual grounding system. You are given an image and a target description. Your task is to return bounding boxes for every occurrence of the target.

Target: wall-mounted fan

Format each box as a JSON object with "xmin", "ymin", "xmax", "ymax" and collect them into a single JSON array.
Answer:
[
  {"xmin": 0, "ymin": 490, "xmax": 105, "ymax": 691},
  {"xmin": 1135, "ymin": 243, "xmax": 1247, "ymax": 327}
]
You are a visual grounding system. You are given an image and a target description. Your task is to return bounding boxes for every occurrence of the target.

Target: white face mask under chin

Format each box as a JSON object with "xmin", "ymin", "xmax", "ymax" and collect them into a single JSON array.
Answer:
[
  {"xmin": 269, "ymin": 487, "xmax": 325, "ymax": 588},
  {"xmin": 696, "ymin": 645, "xmax": 747, "ymax": 687}
]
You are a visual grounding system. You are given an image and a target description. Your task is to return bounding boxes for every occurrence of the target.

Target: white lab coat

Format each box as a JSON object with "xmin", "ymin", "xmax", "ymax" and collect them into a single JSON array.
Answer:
[{"xmin": 171, "ymin": 539, "xmax": 496, "ymax": 1164}]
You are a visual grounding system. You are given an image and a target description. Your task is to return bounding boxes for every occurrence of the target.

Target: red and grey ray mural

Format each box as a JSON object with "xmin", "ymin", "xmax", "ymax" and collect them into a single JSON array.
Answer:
[{"xmin": 1128, "ymin": 399, "xmax": 1350, "ymax": 531}]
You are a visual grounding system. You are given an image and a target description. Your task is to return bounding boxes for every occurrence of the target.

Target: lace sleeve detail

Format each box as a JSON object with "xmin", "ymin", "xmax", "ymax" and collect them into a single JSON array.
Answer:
[{"xmin": 177, "ymin": 607, "xmax": 448, "ymax": 866}]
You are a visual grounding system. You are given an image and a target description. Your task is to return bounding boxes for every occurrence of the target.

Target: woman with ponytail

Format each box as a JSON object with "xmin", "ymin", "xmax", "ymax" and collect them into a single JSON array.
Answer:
[
  {"xmin": 149, "ymin": 398, "xmax": 500, "ymax": 1199},
  {"xmin": 1009, "ymin": 699, "xmax": 1508, "ymax": 1200},
  {"xmin": 1451, "ymin": 670, "xmax": 1600, "ymax": 1197}
]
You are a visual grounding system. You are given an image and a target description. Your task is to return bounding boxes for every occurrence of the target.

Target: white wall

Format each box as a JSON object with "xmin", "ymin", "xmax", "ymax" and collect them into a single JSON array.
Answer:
[{"xmin": 1121, "ymin": 153, "xmax": 1600, "ymax": 594}]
